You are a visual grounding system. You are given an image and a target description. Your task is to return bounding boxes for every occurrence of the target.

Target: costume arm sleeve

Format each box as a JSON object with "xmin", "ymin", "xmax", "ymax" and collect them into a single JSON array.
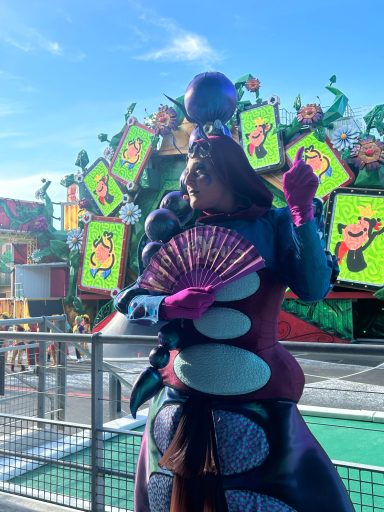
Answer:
[
  {"xmin": 114, "ymin": 281, "xmax": 166, "ymax": 325},
  {"xmin": 276, "ymin": 210, "xmax": 333, "ymax": 301}
]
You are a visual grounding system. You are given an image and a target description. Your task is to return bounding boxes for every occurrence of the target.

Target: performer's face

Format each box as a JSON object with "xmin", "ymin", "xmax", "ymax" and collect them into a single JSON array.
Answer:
[{"xmin": 184, "ymin": 157, "xmax": 235, "ymax": 212}]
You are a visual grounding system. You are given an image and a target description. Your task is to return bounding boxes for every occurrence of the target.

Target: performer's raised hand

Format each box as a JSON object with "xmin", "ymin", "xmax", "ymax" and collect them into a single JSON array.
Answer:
[
  {"xmin": 160, "ymin": 286, "xmax": 215, "ymax": 320},
  {"xmin": 282, "ymin": 146, "xmax": 319, "ymax": 226}
]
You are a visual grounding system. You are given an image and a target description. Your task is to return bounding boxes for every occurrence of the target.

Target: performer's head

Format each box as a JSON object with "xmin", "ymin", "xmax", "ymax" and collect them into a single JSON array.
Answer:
[{"xmin": 183, "ymin": 135, "xmax": 273, "ymax": 213}]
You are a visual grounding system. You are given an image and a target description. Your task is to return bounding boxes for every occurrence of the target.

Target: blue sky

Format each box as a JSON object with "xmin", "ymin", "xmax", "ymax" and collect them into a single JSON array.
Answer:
[{"xmin": 0, "ymin": 0, "xmax": 383, "ymax": 208}]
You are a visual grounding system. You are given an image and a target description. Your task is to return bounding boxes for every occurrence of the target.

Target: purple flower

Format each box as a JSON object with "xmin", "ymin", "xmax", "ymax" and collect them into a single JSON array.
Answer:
[
  {"xmin": 297, "ymin": 104, "xmax": 323, "ymax": 125},
  {"xmin": 78, "ymin": 198, "xmax": 90, "ymax": 209},
  {"xmin": 148, "ymin": 105, "xmax": 179, "ymax": 136},
  {"xmin": 350, "ymin": 137, "xmax": 384, "ymax": 170},
  {"xmin": 31, "ymin": 216, "xmax": 49, "ymax": 232}
]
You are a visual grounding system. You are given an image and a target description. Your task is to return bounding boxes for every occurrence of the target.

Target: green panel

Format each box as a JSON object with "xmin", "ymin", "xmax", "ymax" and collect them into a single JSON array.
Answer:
[
  {"xmin": 282, "ymin": 298, "xmax": 353, "ymax": 339},
  {"xmin": 261, "ymin": 179, "xmax": 287, "ymax": 208},
  {"xmin": 327, "ymin": 193, "xmax": 384, "ymax": 288},
  {"xmin": 286, "ymin": 133, "xmax": 352, "ymax": 199},
  {"xmin": 128, "ymin": 157, "xmax": 186, "ymax": 276},
  {"xmin": 80, "ymin": 220, "xmax": 126, "ymax": 292},
  {"xmin": 239, "ymin": 103, "xmax": 284, "ymax": 172},
  {"xmin": 83, "ymin": 159, "xmax": 123, "ymax": 216},
  {"xmin": 110, "ymin": 124, "xmax": 153, "ymax": 184}
]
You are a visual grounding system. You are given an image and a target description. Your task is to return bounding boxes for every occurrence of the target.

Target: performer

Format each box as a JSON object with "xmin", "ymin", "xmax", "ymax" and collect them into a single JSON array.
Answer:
[{"xmin": 116, "ymin": 116, "xmax": 352, "ymax": 511}]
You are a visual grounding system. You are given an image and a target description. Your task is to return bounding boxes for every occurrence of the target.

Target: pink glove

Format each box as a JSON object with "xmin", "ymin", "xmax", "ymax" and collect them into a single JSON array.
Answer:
[
  {"xmin": 160, "ymin": 286, "xmax": 215, "ymax": 320},
  {"xmin": 283, "ymin": 147, "xmax": 319, "ymax": 227}
]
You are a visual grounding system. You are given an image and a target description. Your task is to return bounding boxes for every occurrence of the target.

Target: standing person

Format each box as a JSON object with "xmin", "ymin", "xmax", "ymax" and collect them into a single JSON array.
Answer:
[
  {"xmin": 72, "ymin": 315, "xmax": 84, "ymax": 362},
  {"xmin": 26, "ymin": 323, "xmax": 39, "ymax": 370},
  {"xmin": 10, "ymin": 325, "xmax": 26, "ymax": 372},
  {"xmin": 79, "ymin": 314, "xmax": 91, "ymax": 359},
  {"xmin": 0, "ymin": 313, "xmax": 11, "ymax": 364},
  {"xmin": 47, "ymin": 320, "xmax": 58, "ymax": 367},
  {"xmin": 116, "ymin": 132, "xmax": 352, "ymax": 511}
]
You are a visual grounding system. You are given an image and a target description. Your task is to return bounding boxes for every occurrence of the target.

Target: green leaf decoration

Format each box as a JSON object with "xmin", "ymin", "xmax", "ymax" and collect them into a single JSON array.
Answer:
[
  {"xmin": 49, "ymin": 240, "xmax": 70, "ymax": 261},
  {"xmin": 173, "ymin": 96, "xmax": 186, "ymax": 125},
  {"xmin": 60, "ymin": 174, "xmax": 75, "ymax": 187},
  {"xmin": 363, "ymin": 104, "xmax": 384, "ymax": 135},
  {"xmin": 283, "ymin": 117, "xmax": 302, "ymax": 143},
  {"xmin": 340, "ymin": 149, "xmax": 352, "ymax": 161},
  {"xmin": 110, "ymin": 127, "xmax": 125, "ymax": 151},
  {"xmin": 314, "ymin": 126, "xmax": 326, "ymax": 142},
  {"xmin": 354, "ymin": 166, "xmax": 384, "ymax": 189},
  {"xmin": 322, "ymin": 86, "xmax": 348, "ymax": 126},
  {"xmin": 374, "ymin": 287, "xmax": 384, "ymax": 300},
  {"xmin": 69, "ymin": 250, "xmax": 81, "ymax": 268},
  {"xmin": 293, "ymin": 94, "xmax": 302, "ymax": 112},
  {"xmin": 124, "ymin": 103, "xmax": 137, "ymax": 121},
  {"xmin": 72, "ymin": 296, "xmax": 85, "ymax": 314},
  {"xmin": 273, "ymin": 124, "xmax": 288, "ymax": 135},
  {"xmin": 98, "ymin": 133, "xmax": 109, "ymax": 143},
  {"xmin": 75, "ymin": 150, "xmax": 89, "ymax": 170}
]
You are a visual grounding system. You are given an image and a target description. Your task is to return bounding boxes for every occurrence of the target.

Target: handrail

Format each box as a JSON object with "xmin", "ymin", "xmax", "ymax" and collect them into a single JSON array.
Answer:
[{"xmin": 1, "ymin": 331, "xmax": 384, "ymax": 355}]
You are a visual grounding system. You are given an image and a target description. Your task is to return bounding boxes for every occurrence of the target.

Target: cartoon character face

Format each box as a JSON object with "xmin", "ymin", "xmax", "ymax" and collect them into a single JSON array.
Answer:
[
  {"xmin": 121, "ymin": 137, "xmax": 143, "ymax": 168},
  {"xmin": 247, "ymin": 125, "xmax": 268, "ymax": 148},
  {"xmin": 245, "ymin": 118, "xmax": 272, "ymax": 159},
  {"xmin": 90, "ymin": 231, "xmax": 116, "ymax": 279},
  {"xmin": 94, "ymin": 175, "xmax": 114, "ymax": 205},
  {"xmin": 96, "ymin": 176, "xmax": 108, "ymax": 197},
  {"xmin": 303, "ymin": 145, "xmax": 332, "ymax": 182},
  {"xmin": 342, "ymin": 218, "xmax": 371, "ymax": 250}
]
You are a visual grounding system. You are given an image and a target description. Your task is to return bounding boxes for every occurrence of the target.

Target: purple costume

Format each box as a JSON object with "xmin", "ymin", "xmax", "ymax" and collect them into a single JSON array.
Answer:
[{"xmin": 117, "ymin": 204, "xmax": 353, "ymax": 512}]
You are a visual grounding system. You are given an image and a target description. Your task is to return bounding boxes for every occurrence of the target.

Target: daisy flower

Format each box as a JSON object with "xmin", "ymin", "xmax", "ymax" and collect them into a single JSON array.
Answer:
[
  {"xmin": 330, "ymin": 125, "xmax": 360, "ymax": 152},
  {"xmin": 119, "ymin": 203, "xmax": 142, "ymax": 225},
  {"xmin": 66, "ymin": 228, "xmax": 84, "ymax": 251}
]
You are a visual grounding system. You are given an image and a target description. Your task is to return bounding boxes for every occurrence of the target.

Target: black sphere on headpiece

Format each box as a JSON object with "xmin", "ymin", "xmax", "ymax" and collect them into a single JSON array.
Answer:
[
  {"xmin": 144, "ymin": 208, "xmax": 180, "ymax": 243},
  {"xmin": 160, "ymin": 191, "xmax": 193, "ymax": 225},
  {"xmin": 184, "ymin": 72, "xmax": 237, "ymax": 125},
  {"xmin": 141, "ymin": 241, "xmax": 164, "ymax": 267}
]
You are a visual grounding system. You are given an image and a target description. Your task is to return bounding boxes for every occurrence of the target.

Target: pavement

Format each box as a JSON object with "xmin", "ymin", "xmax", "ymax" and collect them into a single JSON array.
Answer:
[
  {"xmin": 1, "ymin": 345, "xmax": 383, "ymax": 511},
  {"xmin": 0, "ymin": 492, "xmax": 75, "ymax": 511}
]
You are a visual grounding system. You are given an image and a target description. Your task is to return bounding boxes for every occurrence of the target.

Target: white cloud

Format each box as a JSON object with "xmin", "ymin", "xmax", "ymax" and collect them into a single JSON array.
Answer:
[
  {"xmin": 0, "ymin": 101, "xmax": 25, "ymax": 117},
  {"xmin": 0, "ymin": 69, "xmax": 21, "ymax": 81},
  {"xmin": 122, "ymin": 1, "xmax": 222, "ymax": 64},
  {"xmin": 30, "ymin": 29, "xmax": 63, "ymax": 55},
  {"xmin": 137, "ymin": 34, "xmax": 220, "ymax": 63},
  {"xmin": 4, "ymin": 36, "xmax": 32, "ymax": 53},
  {"xmin": 0, "ymin": 131, "xmax": 26, "ymax": 139},
  {"xmin": 70, "ymin": 52, "xmax": 87, "ymax": 63},
  {"xmin": 0, "ymin": 171, "xmax": 67, "ymax": 205}
]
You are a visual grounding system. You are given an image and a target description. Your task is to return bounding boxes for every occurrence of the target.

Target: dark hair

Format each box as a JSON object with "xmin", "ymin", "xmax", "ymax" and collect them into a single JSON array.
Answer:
[{"xmin": 187, "ymin": 136, "xmax": 273, "ymax": 208}]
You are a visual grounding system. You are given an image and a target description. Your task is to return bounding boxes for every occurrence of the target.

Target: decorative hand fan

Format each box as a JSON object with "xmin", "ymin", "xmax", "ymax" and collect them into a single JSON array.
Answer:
[{"xmin": 139, "ymin": 225, "xmax": 265, "ymax": 294}]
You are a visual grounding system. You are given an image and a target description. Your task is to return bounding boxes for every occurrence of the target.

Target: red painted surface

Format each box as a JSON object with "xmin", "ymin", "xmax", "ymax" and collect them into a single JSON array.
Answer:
[
  {"xmin": 50, "ymin": 267, "xmax": 69, "ymax": 297},
  {"xmin": 0, "ymin": 198, "xmax": 44, "ymax": 232},
  {"xmin": 278, "ymin": 310, "xmax": 350, "ymax": 343},
  {"xmin": 13, "ymin": 244, "xmax": 28, "ymax": 264}
]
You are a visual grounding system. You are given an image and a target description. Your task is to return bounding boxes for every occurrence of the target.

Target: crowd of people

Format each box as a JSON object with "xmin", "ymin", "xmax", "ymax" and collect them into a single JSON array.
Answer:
[{"xmin": 0, "ymin": 312, "xmax": 92, "ymax": 371}]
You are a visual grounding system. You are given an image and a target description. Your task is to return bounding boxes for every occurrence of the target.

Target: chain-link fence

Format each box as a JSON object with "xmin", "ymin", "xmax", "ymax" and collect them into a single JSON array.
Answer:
[{"xmin": 0, "ymin": 322, "xmax": 383, "ymax": 511}]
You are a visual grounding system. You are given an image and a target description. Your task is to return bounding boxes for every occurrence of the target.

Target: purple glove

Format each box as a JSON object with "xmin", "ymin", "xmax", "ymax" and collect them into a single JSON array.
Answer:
[
  {"xmin": 160, "ymin": 286, "xmax": 215, "ymax": 320},
  {"xmin": 283, "ymin": 147, "xmax": 319, "ymax": 227}
]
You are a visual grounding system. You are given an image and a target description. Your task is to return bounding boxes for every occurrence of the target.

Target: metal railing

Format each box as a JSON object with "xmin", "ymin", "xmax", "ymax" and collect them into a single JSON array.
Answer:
[{"xmin": 0, "ymin": 326, "xmax": 383, "ymax": 511}]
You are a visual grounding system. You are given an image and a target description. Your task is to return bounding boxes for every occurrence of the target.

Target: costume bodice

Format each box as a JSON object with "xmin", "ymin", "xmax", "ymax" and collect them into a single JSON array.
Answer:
[{"xmin": 159, "ymin": 268, "xmax": 305, "ymax": 402}]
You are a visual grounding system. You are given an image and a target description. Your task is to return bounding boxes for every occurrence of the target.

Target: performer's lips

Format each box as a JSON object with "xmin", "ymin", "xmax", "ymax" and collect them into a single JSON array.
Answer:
[{"xmin": 188, "ymin": 190, "xmax": 199, "ymax": 196}]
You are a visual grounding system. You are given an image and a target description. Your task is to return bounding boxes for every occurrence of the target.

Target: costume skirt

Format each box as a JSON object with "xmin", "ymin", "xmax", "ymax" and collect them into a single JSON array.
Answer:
[{"xmin": 134, "ymin": 387, "xmax": 354, "ymax": 512}]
